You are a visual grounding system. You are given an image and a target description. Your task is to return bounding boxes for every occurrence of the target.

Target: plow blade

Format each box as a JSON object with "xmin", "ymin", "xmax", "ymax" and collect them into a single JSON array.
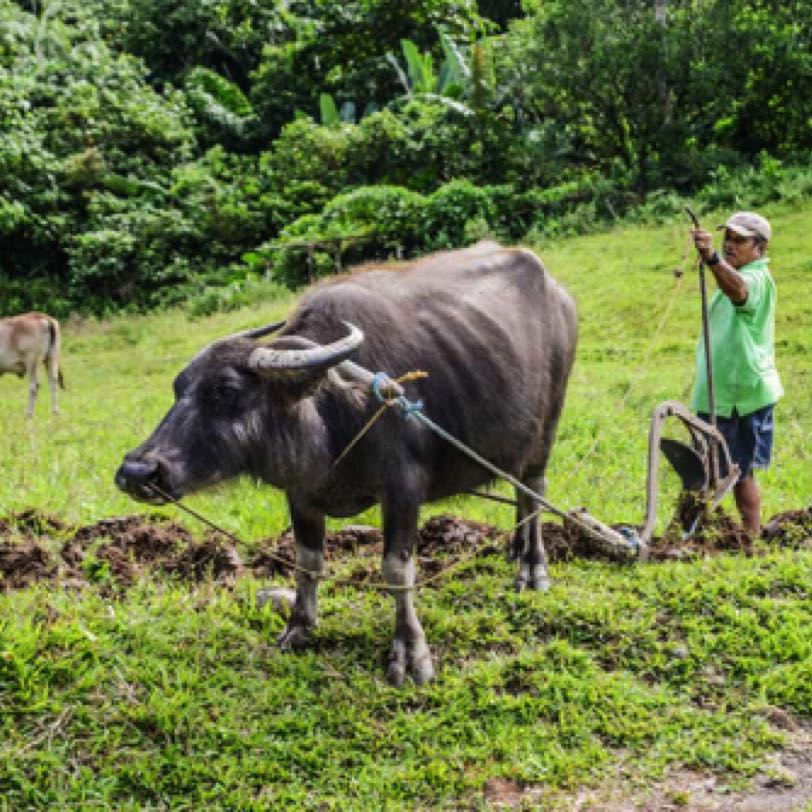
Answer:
[
  {"xmin": 660, "ymin": 437, "xmax": 707, "ymax": 492},
  {"xmin": 640, "ymin": 401, "xmax": 739, "ymax": 544}
]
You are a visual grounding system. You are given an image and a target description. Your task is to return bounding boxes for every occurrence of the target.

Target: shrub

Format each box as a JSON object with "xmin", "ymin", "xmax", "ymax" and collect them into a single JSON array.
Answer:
[
  {"xmin": 185, "ymin": 273, "xmax": 289, "ymax": 318},
  {"xmin": 422, "ymin": 179, "xmax": 495, "ymax": 249},
  {"xmin": 344, "ymin": 101, "xmax": 479, "ymax": 192},
  {"xmin": 262, "ymin": 186, "xmax": 425, "ymax": 287}
]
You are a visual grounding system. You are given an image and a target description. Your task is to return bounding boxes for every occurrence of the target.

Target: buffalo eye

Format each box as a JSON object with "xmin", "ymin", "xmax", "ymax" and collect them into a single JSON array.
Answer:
[{"xmin": 204, "ymin": 378, "xmax": 243, "ymax": 413}]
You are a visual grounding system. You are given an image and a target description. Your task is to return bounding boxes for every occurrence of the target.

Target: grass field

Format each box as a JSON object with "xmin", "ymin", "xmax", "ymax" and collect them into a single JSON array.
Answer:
[{"xmin": 0, "ymin": 202, "xmax": 810, "ymax": 809}]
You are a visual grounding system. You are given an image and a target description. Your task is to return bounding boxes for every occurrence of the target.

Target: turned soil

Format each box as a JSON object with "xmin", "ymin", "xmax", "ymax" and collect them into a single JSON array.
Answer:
[{"xmin": 0, "ymin": 504, "xmax": 809, "ymax": 593}]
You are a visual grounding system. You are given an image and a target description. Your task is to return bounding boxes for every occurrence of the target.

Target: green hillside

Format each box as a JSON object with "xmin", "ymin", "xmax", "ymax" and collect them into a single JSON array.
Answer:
[{"xmin": 0, "ymin": 205, "xmax": 810, "ymax": 809}]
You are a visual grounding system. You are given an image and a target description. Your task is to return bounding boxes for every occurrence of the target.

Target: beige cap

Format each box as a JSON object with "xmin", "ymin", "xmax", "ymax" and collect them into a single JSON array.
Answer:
[{"xmin": 720, "ymin": 211, "xmax": 771, "ymax": 241}]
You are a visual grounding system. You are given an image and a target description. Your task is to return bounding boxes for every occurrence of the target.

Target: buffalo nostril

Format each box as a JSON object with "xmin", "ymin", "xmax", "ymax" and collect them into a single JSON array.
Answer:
[{"xmin": 115, "ymin": 459, "xmax": 158, "ymax": 490}]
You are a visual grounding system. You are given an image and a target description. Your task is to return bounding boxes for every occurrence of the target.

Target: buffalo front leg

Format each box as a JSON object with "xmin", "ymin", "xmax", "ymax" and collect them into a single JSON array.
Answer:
[
  {"xmin": 512, "ymin": 471, "xmax": 551, "ymax": 592},
  {"xmin": 382, "ymin": 496, "xmax": 434, "ymax": 687},
  {"xmin": 277, "ymin": 502, "xmax": 324, "ymax": 651}
]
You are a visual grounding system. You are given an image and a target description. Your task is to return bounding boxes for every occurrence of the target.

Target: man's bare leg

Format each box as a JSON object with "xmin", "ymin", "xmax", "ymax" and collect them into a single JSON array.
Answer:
[{"xmin": 734, "ymin": 475, "xmax": 761, "ymax": 535}]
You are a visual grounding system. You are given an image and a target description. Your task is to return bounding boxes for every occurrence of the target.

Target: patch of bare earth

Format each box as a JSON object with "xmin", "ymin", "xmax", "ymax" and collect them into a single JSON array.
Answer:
[
  {"xmin": 0, "ymin": 510, "xmax": 239, "ymax": 592},
  {"xmin": 488, "ymin": 724, "xmax": 812, "ymax": 811},
  {"xmin": 0, "ymin": 538, "xmax": 57, "ymax": 589}
]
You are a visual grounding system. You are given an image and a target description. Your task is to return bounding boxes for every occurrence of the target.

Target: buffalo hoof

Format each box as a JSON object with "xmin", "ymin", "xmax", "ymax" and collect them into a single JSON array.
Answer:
[
  {"xmin": 277, "ymin": 621, "xmax": 312, "ymax": 651},
  {"xmin": 515, "ymin": 573, "xmax": 552, "ymax": 593},
  {"xmin": 387, "ymin": 639, "xmax": 434, "ymax": 687}
]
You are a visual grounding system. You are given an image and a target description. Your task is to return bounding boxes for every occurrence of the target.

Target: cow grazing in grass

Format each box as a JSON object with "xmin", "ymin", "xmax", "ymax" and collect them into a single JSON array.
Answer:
[
  {"xmin": 116, "ymin": 241, "xmax": 578, "ymax": 685},
  {"xmin": 0, "ymin": 312, "xmax": 65, "ymax": 417}
]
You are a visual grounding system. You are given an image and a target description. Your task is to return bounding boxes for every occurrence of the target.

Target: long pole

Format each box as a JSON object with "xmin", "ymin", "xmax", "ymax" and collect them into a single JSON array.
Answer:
[{"xmin": 685, "ymin": 206, "xmax": 718, "ymax": 486}]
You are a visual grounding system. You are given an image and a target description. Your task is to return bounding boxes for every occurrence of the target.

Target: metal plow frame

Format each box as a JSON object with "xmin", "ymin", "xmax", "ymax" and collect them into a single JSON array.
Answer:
[{"xmin": 640, "ymin": 400, "xmax": 740, "ymax": 544}]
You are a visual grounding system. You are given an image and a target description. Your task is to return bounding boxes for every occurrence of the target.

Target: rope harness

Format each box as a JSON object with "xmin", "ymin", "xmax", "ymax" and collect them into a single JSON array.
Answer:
[
  {"xmin": 330, "ymin": 370, "xmax": 427, "ymax": 470},
  {"xmin": 148, "ymin": 367, "xmax": 643, "ymax": 594}
]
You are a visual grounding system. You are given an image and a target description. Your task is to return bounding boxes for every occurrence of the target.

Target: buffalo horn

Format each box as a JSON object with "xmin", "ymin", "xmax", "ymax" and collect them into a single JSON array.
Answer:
[
  {"xmin": 229, "ymin": 319, "xmax": 286, "ymax": 341},
  {"xmin": 248, "ymin": 321, "xmax": 364, "ymax": 375}
]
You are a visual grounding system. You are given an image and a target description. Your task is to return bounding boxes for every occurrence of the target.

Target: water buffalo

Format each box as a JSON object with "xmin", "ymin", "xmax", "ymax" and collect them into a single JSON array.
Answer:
[
  {"xmin": 0, "ymin": 311, "xmax": 65, "ymax": 417},
  {"xmin": 115, "ymin": 241, "xmax": 578, "ymax": 685}
]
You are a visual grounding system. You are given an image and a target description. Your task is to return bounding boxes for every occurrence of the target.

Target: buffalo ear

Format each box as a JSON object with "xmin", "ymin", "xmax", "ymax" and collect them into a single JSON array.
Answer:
[{"xmin": 250, "ymin": 359, "xmax": 331, "ymax": 402}]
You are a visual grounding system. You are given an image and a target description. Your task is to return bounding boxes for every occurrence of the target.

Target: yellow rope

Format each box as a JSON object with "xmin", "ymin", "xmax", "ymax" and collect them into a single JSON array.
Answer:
[
  {"xmin": 331, "ymin": 402, "xmax": 392, "ymax": 470},
  {"xmin": 331, "ymin": 369, "xmax": 428, "ymax": 470}
]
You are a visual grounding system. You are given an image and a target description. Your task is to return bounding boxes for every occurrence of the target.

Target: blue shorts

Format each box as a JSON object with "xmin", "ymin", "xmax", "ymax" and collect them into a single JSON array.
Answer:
[{"xmin": 698, "ymin": 404, "xmax": 775, "ymax": 482}]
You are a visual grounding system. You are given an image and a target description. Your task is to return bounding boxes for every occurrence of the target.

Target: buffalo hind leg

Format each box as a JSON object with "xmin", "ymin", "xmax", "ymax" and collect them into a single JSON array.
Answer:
[
  {"xmin": 382, "ymin": 495, "xmax": 434, "ymax": 687},
  {"xmin": 512, "ymin": 471, "xmax": 551, "ymax": 592},
  {"xmin": 46, "ymin": 357, "xmax": 60, "ymax": 414},
  {"xmin": 25, "ymin": 362, "xmax": 40, "ymax": 418},
  {"xmin": 277, "ymin": 503, "xmax": 324, "ymax": 651}
]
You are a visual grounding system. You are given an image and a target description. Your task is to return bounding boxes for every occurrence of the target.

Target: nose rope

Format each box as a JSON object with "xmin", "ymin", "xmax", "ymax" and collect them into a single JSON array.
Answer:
[{"xmin": 144, "ymin": 480, "xmax": 503, "ymax": 592}]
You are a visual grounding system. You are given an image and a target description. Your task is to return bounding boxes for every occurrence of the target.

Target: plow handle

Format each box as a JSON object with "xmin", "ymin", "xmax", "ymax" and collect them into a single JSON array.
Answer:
[
  {"xmin": 684, "ymin": 206, "xmax": 718, "ymax": 487},
  {"xmin": 684, "ymin": 205, "xmax": 701, "ymax": 230}
]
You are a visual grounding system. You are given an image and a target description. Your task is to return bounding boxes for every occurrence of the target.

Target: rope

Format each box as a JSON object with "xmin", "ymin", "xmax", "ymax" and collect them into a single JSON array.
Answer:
[
  {"xmin": 554, "ymin": 230, "xmax": 693, "ymax": 496},
  {"xmin": 141, "ymin": 328, "xmax": 653, "ymax": 590},
  {"xmin": 66, "ymin": 324, "xmax": 654, "ymax": 578},
  {"xmin": 146, "ymin": 481, "xmax": 511, "ymax": 592},
  {"xmin": 330, "ymin": 402, "xmax": 391, "ymax": 470},
  {"xmin": 365, "ymin": 380, "xmax": 643, "ymax": 556},
  {"xmin": 333, "ymin": 358, "xmax": 642, "ymax": 557},
  {"xmin": 331, "ymin": 369, "xmax": 428, "ymax": 470}
]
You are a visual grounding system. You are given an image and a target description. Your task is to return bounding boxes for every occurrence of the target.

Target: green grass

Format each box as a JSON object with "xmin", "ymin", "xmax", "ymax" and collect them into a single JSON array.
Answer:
[{"xmin": 0, "ymin": 201, "xmax": 810, "ymax": 808}]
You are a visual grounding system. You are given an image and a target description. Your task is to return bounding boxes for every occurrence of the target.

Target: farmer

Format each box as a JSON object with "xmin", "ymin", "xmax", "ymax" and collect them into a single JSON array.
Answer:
[{"xmin": 690, "ymin": 210, "xmax": 783, "ymax": 536}]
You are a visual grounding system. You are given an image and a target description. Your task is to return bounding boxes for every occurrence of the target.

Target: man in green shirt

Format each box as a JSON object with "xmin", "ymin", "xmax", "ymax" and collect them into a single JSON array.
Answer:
[{"xmin": 690, "ymin": 210, "xmax": 783, "ymax": 535}]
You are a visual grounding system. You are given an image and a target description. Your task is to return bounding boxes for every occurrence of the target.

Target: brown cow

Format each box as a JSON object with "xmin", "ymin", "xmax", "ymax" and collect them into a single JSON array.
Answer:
[{"xmin": 0, "ymin": 312, "xmax": 65, "ymax": 416}]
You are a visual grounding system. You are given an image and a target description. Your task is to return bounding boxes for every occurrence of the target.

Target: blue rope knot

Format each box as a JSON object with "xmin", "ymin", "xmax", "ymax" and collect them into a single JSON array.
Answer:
[
  {"xmin": 398, "ymin": 396, "xmax": 424, "ymax": 419},
  {"xmin": 617, "ymin": 524, "xmax": 643, "ymax": 553},
  {"xmin": 371, "ymin": 372, "xmax": 424, "ymax": 418},
  {"xmin": 371, "ymin": 372, "xmax": 398, "ymax": 403}
]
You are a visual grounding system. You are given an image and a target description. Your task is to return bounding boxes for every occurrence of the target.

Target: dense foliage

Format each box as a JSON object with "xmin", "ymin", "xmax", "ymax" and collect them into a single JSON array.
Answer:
[{"xmin": 2, "ymin": 0, "xmax": 811, "ymax": 314}]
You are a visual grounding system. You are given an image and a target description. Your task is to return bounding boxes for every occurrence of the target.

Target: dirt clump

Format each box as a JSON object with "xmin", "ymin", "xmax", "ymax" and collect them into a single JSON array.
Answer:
[
  {"xmin": 648, "ymin": 501, "xmax": 754, "ymax": 561},
  {"xmin": 331, "ymin": 524, "xmax": 382, "ymax": 555},
  {"xmin": 4, "ymin": 509, "xmax": 69, "ymax": 537},
  {"xmin": 248, "ymin": 537, "xmax": 296, "ymax": 578},
  {"xmin": 762, "ymin": 507, "xmax": 812, "ymax": 546},
  {"xmin": 542, "ymin": 519, "xmax": 614, "ymax": 561},
  {"xmin": 0, "ymin": 510, "xmax": 66, "ymax": 590},
  {"xmin": 0, "ymin": 539, "xmax": 56, "ymax": 590},
  {"xmin": 63, "ymin": 514, "xmax": 192, "ymax": 572},
  {"xmin": 418, "ymin": 515, "xmax": 502, "ymax": 557},
  {"xmin": 70, "ymin": 514, "xmax": 193, "ymax": 557},
  {"xmin": 164, "ymin": 537, "xmax": 244, "ymax": 580},
  {"xmin": 94, "ymin": 544, "xmax": 138, "ymax": 587}
]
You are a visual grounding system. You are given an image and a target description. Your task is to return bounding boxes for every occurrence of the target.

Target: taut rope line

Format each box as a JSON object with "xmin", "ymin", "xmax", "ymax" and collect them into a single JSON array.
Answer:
[{"xmin": 146, "ymin": 482, "xmax": 512, "ymax": 592}]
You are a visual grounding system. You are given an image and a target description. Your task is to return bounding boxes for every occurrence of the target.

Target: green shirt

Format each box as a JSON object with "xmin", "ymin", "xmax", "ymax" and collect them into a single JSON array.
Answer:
[{"xmin": 691, "ymin": 257, "xmax": 783, "ymax": 417}]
